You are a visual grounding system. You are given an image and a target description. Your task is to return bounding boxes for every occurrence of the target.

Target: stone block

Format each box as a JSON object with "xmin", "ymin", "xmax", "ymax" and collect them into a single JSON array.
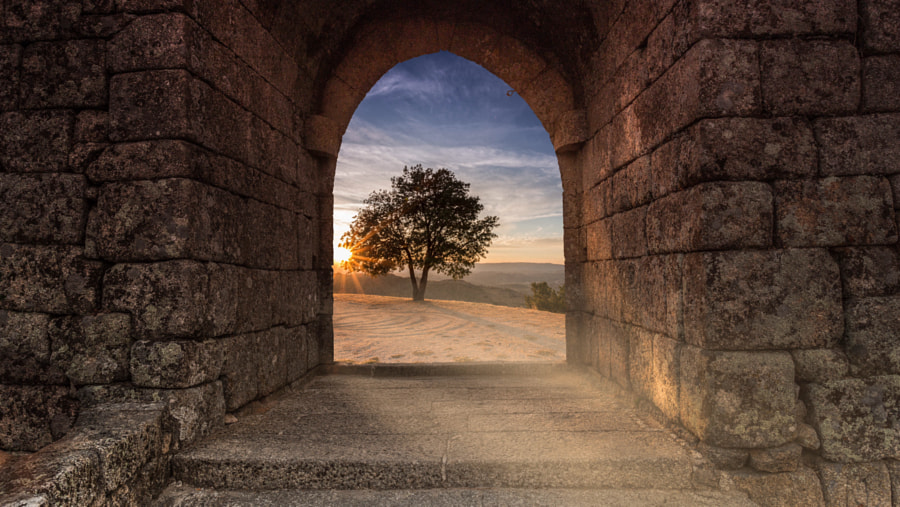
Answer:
[
  {"xmin": 73, "ymin": 404, "xmax": 165, "ymax": 492},
  {"xmin": 2, "ymin": 0, "xmax": 82, "ymax": 42},
  {"xmin": 630, "ymin": 38, "xmax": 760, "ymax": 155},
  {"xmin": 679, "ymin": 347, "xmax": 797, "ymax": 448},
  {"xmin": 109, "ymin": 68, "xmax": 194, "ymax": 140},
  {"xmin": 792, "ymin": 349, "xmax": 850, "ymax": 384},
  {"xmin": 846, "ymin": 297, "xmax": 900, "ymax": 376},
  {"xmin": 628, "ymin": 326, "xmax": 654, "ymax": 400},
  {"xmin": 607, "ymin": 156, "xmax": 652, "ymax": 215},
  {"xmin": 0, "ymin": 385, "xmax": 78, "ymax": 451},
  {"xmin": 87, "ymin": 178, "xmax": 304, "ymax": 270},
  {"xmin": 131, "ymin": 339, "xmax": 224, "ymax": 388},
  {"xmin": 0, "ymin": 110, "xmax": 73, "ymax": 173},
  {"xmin": 103, "ymin": 260, "xmax": 210, "ymax": 339},
  {"xmin": 776, "ymin": 176, "xmax": 897, "ymax": 247},
  {"xmin": 816, "ymin": 113, "xmax": 900, "ymax": 177},
  {"xmin": 721, "ymin": 467, "xmax": 825, "ymax": 507},
  {"xmin": 585, "ymin": 219, "xmax": 612, "ymax": 261},
  {"xmin": 838, "ymin": 246, "xmax": 900, "ymax": 298},
  {"xmin": 75, "ymin": 110, "xmax": 109, "ymax": 142},
  {"xmin": 107, "ymin": 12, "xmax": 193, "ymax": 72},
  {"xmin": 651, "ymin": 333, "xmax": 680, "ymax": 422},
  {"xmin": 626, "ymin": 255, "xmax": 682, "ymax": 337},
  {"xmin": 78, "ymin": 381, "xmax": 224, "ymax": 450},
  {"xmin": 221, "ymin": 331, "xmax": 263, "ymax": 410},
  {"xmin": 694, "ymin": 0, "xmax": 856, "ymax": 36},
  {"xmin": 0, "ymin": 44, "xmax": 20, "ymax": 110},
  {"xmin": 653, "ymin": 117, "xmax": 817, "ymax": 198},
  {"xmin": 608, "ymin": 206, "xmax": 647, "ymax": 259},
  {"xmin": 21, "ymin": 39, "xmax": 107, "ymax": 108},
  {"xmin": 0, "ymin": 243, "xmax": 102, "ymax": 314},
  {"xmin": 748, "ymin": 443, "xmax": 802, "ymax": 473},
  {"xmin": 861, "ymin": 0, "xmax": 900, "ymax": 53},
  {"xmin": 863, "ymin": 56, "xmax": 900, "ymax": 113},
  {"xmin": 683, "ymin": 249, "xmax": 842, "ymax": 350},
  {"xmin": 646, "ymin": 181, "xmax": 772, "ymax": 254},
  {"xmin": 0, "ymin": 442, "xmax": 102, "ymax": 506},
  {"xmin": 85, "ymin": 140, "xmax": 315, "ymax": 218},
  {"xmin": 816, "ymin": 460, "xmax": 892, "ymax": 507},
  {"xmin": 889, "ymin": 460, "xmax": 900, "ymax": 507},
  {"xmin": 49, "ymin": 313, "xmax": 131, "ymax": 386},
  {"xmin": 608, "ymin": 319, "xmax": 631, "ymax": 389},
  {"xmin": 0, "ymin": 310, "xmax": 58, "ymax": 384},
  {"xmin": 760, "ymin": 39, "xmax": 859, "ymax": 115},
  {"xmin": 807, "ymin": 376, "xmax": 900, "ymax": 462},
  {"xmin": 0, "ymin": 173, "xmax": 87, "ymax": 244}
]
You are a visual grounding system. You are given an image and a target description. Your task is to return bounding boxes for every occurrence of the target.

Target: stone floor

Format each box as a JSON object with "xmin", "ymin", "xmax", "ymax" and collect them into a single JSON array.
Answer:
[{"xmin": 156, "ymin": 363, "xmax": 757, "ymax": 506}]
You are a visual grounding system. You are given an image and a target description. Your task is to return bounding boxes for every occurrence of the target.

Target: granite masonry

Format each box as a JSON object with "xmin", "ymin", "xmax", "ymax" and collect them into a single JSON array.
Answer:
[{"xmin": 0, "ymin": 0, "xmax": 899, "ymax": 505}]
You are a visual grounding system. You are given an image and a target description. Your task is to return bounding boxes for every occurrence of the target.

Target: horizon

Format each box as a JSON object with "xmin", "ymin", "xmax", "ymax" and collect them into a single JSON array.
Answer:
[{"xmin": 333, "ymin": 51, "xmax": 564, "ymax": 264}]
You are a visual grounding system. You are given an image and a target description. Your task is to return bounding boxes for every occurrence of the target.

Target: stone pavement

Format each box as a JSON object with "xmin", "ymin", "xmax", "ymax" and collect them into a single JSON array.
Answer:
[{"xmin": 155, "ymin": 364, "xmax": 756, "ymax": 506}]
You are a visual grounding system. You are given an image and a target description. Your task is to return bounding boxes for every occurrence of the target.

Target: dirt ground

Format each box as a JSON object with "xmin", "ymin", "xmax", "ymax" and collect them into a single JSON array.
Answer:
[{"xmin": 333, "ymin": 294, "xmax": 566, "ymax": 363}]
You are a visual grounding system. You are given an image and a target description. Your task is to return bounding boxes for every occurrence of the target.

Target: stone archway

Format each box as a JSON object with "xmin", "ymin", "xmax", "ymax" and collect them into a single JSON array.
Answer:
[
  {"xmin": 2, "ymin": 1, "xmax": 899, "ymax": 504},
  {"xmin": 306, "ymin": 16, "xmax": 589, "ymax": 364}
]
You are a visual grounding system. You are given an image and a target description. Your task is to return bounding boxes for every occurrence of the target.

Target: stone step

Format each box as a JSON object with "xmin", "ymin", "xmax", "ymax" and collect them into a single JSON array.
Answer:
[
  {"xmin": 154, "ymin": 484, "xmax": 757, "ymax": 506},
  {"xmin": 167, "ymin": 366, "xmax": 747, "ymax": 502}
]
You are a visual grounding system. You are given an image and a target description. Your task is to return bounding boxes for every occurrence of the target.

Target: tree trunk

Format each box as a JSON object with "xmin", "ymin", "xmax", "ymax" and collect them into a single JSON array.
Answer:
[
  {"xmin": 416, "ymin": 268, "xmax": 429, "ymax": 301},
  {"xmin": 406, "ymin": 260, "xmax": 423, "ymax": 301}
]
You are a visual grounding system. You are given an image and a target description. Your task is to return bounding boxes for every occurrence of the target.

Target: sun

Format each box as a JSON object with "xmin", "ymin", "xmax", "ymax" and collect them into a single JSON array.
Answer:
[{"xmin": 334, "ymin": 246, "xmax": 353, "ymax": 264}]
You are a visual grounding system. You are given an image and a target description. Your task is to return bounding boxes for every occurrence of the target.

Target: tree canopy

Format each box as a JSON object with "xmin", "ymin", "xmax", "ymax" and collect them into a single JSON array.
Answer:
[{"xmin": 340, "ymin": 165, "xmax": 499, "ymax": 301}]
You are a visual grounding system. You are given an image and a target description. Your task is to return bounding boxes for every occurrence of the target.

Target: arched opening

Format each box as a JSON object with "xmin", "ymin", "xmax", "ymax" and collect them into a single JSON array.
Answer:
[
  {"xmin": 307, "ymin": 18, "xmax": 588, "ymax": 365},
  {"xmin": 331, "ymin": 51, "xmax": 566, "ymax": 364}
]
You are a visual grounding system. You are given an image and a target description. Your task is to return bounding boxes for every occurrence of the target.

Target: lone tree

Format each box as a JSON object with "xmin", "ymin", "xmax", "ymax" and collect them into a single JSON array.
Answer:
[{"xmin": 340, "ymin": 165, "xmax": 499, "ymax": 301}]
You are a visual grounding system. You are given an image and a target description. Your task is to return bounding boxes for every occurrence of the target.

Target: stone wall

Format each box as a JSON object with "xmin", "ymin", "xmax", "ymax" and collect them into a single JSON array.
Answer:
[
  {"xmin": 574, "ymin": 0, "xmax": 900, "ymax": 502},
  {"xmin": 0, "ymin": 0, "xmax": 328, "ymax": 474}
]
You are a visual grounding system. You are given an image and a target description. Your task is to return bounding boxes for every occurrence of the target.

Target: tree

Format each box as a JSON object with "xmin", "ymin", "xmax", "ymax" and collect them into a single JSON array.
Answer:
[
  {"xmin": 525, "ymin": 282, "xmax": 566, "ymax": 313},
  {"xmin": 340, "ymin": 165, "xmax": 499, "ymax": 301}
]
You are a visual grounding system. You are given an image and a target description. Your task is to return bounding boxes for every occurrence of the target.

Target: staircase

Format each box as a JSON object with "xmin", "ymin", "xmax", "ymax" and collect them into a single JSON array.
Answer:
[{"xmin": 153, "ymin": 364, "xmax": 756, "ymax": 506}]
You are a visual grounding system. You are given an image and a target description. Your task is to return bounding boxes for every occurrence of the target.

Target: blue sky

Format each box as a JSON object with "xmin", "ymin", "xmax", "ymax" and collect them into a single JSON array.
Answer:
[{"xmin": 334, "ymin": 51, "xmax": 563, "ymax": 264}]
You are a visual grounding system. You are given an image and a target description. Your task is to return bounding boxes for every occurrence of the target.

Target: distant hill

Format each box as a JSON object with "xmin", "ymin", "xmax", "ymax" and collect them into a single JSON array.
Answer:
[{"xmin": 333, "ymin": 262, "xmax": 565, "ymax": 308}]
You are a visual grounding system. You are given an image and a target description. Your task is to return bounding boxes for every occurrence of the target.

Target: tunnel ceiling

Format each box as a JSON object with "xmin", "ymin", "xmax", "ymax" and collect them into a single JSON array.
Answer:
[{"xmin": 243, "ymin": 0, "xmax": 606, "ymax": 101}]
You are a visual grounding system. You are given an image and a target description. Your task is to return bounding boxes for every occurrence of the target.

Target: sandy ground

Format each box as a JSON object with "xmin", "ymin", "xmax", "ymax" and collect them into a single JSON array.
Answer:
[{"xmin": 334, "ymin": 294, "xmax": 566, "ymax": 363}]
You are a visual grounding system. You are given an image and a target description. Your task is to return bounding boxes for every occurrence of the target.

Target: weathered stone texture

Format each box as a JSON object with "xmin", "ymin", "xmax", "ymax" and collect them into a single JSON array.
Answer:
[
  {"xmin": 652, "ymin": 117, "xmax": 817, "ymax": 198},
  {"xmin": 838, "ymin": 247, "xmax": 900, "ymax": 298},
  {"xmin": 103, "ymin": 261, "xmax": 317, "ymax": 339},
  {"xmin": 0, "ymin": 44, "xmax": 20, "ymax": 110},
  {"xmin": 776, "ymin": 176, "xmax": 897, "ymax": 247},
  {"xmin": 130, "ymin": 339, "xmax": 224, "ymax": 388},
  {"xmin": 0, "ymin": 385, "xmax": 78, "ymax": 451},
  {"xmin": 87, "ymin": 178, "xmax": 312, "ymax": 269},
  {"xmin": 0, "ymin": 110, "xmax": 73, "ymax": 173},
  {"xmin": 75, "ymin": 110, "xmax": 109, "ymax": 142},
  {"xmin": 647, "ymin": 182, "xmax": 772, "ymax": 253},
  {"xmin": 49, "ymin": 313, "xmax": 131, "ymax": 386},
  {"xmin": 748, "ymin": 443, "xmax": 802, "ymax": 473},
  {"xmin": 721, "ymin": 467, "xmax": 826, "ymax": 507},
  {"xmin": 807, "ymin": 376, "xmax": 900, "ymax": 462},
  {"xmin": 86, "ymin": 140, "xmax": 315, "ymax": 217},
  {"xmin": 845, "ymin": 297, "xmax": 900, "ymax": 376},
  {"xmin": 863, "ymin": 56, "xmax": 900, "ymax": 113},
  {"xmin": 1, "ymin": 0, "xmax": 83, "ymax": 42},
  {"xmin": 0, "ymin": 173, "xmax": 87, "ymax": 244},
  {"xmin": 0, "ymin": 243, "xmax": 102, "ymax": 314},
  {"xmin": 79, "ymin": 382, "xmax": 224, "ymax": 450},
  {"xmin": 817, "ymin": 114, "xmax": 900, "ymax": 177},
  {"xmin": 694, "ymin": 0, "xmax": 857, "ymax": 37},
  {"xmin": 0, "ymin": 310, "xmax": 55, "ymax": 384},
  {"xmin": 221, "ymin": 326, "xmax": 310, "ymax": 411},
  {"xmin": 792, "ymin": 349, "xmax": 850, "ymax": 384},
  {"xmin": 817, "ymin": 460, "xmax": 892, "ymax": 507},
  {"xmin": 683, "ymin": 249, "xmax": 842, "ymax": 350},
  {"xmin": 680, "ymin": 347, "xmax": 797, "ymax": 448},
  {"xmin": 760, "ymin": 39, "xmax": 860, "ymax": 115},
  {"xmin": 109, "ymin": 69, "xmax": 300, "ymax": 186},
  {"xmin": 861, "ymin": 0, "xmax": 900, "ymax": 53},
  {"xmin": 21, "ymin": 39, "xmax": 107, "ymax": 108}
]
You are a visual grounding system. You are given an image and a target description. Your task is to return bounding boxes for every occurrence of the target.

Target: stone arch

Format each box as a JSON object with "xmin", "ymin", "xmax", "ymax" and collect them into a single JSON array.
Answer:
[{"xmin": 308, "ymin": 16, "xmax": 589, "ymax": 362}]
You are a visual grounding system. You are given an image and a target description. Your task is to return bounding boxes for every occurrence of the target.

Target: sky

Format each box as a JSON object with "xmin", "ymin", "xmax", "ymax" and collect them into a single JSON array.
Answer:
[{"xmin": 333, "ymin": 51, "xmax": 564, "ymax": 264}]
